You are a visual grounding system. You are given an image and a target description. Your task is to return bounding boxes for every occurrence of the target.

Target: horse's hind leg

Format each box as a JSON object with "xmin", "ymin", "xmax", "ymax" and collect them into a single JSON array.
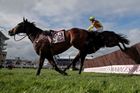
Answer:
[
  {"xmin": 79, "ymin": 52, "xmax": 87, "ymax": 74},
  {"xmin": 63, "ymin": 52, "xmax": 80, "ymax": 72},
  {"xmin": 72, "ymin": 52, "xmax": 80, "ymax": 71},
  {"xmin": 72, "ymin": 54, "xmax": 80, "ymax": 71},
  {"xmin": 47, "ymin": 55, "xmax": 68, "ymax": 75}
]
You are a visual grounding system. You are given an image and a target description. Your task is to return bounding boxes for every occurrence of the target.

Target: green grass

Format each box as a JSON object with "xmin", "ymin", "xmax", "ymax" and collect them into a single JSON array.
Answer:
[{"xmin": 0, "ymin": 68, "xmax": 140, "ymax": 93}]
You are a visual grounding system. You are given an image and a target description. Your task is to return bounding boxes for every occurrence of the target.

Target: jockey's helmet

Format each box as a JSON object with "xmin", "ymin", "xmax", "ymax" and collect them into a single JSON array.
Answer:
[{"xmin": 89, "ymin": 16, "xmax": 95, "ymax": 21}]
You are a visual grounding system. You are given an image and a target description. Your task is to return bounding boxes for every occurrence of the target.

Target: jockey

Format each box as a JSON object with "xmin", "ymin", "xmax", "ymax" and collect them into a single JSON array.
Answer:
[{"xmin": 88, "ymin": 16, "xmax": 103, "ymax": 32}]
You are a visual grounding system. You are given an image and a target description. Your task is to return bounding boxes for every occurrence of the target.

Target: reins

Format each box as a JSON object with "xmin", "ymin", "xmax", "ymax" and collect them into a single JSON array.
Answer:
[{"xmin": 14, "ymin": 34, "xmax": 27, "ymax": 41}]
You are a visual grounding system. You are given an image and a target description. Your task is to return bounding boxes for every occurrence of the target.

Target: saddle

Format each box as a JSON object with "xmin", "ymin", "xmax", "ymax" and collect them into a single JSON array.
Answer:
[{"xmin": 44, "ymin": 29, "xmax": 66, "ymax": 44}]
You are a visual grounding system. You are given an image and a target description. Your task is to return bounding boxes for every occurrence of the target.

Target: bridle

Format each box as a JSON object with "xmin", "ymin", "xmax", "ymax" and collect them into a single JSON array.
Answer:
[
  {"xmin": 13, "ymin": 24, "xmax": 27, "ymax": 41},
  {"xmin": 11, "ymin": 22, "xmax": 39, "ymax": 41},
  {"xmin": 14, "ymin": 33, "xmax": 27, "ymax": 41}
]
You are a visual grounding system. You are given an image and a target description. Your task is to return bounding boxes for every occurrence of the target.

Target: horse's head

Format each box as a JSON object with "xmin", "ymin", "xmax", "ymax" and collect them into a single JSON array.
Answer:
[{"xmin": 8, "ymin": 18, "xmax": 35, "ymax": 36}]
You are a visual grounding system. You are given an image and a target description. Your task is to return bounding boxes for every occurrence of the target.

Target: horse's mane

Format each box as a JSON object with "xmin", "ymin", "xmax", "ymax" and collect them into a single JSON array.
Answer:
[
  {"xmin": 25, "ymin": 21, "xmax": 43, "ymax": 33},
  {"xmin": 25, "ymin": 21, "xmax": 36, "ymax": 27}
]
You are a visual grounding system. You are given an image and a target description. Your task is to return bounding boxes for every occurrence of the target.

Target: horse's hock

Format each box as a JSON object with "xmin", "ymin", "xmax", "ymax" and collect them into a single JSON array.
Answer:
[{"xmin": 84, "ymin": 43, "xmax": 140, "ymax": 68}]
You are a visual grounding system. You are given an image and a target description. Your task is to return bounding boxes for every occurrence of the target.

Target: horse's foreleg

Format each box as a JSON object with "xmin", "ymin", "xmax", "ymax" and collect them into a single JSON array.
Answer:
[
  {"xmin": 36, "ymin": 56, "xmax": 45, "ymax": 76},
  {"xmin": 63, "ymin": 52, "xmax": 80, "ymax": 72},
  {"xmin": 118, "ymin": 44, "xmax": 124, "ymax": 51},
  {"xmin": 122, "ymin": 43, "xmax": 128, "ymax": 50},
  {"xmin": 79, "ymin": 52, "xmax": 87, "ymax": 74}
]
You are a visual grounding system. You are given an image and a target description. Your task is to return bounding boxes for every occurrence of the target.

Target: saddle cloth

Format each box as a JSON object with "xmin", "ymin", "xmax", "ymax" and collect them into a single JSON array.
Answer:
[{"xmin": 51, "ymin": 30, "xmax": 65, "ymax": 44}]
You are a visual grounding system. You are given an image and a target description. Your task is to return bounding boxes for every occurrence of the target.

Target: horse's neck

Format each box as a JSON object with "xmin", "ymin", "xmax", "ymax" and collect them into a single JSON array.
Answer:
[{"xmin": 27, "ymin": 28, "xmax": 43, "ymax": 43}]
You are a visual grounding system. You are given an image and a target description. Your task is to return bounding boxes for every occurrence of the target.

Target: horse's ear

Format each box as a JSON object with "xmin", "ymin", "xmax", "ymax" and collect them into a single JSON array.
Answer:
[
  {"xmin": 23, "ymin": 17, "xmax": 26, "ymax": 22},
  {"xmin": 23, "ymin": 17, "xmax": 28, "ymax": 22},
  {"xmin": 25, "ymin": 19, "xmax": 28, "ymax": 22}
]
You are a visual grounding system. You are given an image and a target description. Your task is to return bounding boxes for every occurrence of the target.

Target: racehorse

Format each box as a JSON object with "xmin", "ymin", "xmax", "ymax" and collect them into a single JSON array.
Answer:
[{"xmin": 8, "ymin": 18, "xmax": 129, "ymax": 75}]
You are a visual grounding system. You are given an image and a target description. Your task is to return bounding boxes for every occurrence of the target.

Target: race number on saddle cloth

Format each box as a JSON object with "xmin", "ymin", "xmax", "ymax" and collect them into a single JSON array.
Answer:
[
  {"xmin": 88, "ymin": 16, "xmax": 103, "ymax": 32},
  {"xmin": 50, "ymin": 30, "xmax": 65, "ymax": 44},
  {"xmin": 52, "ymin": 30, "xmax": 65, "ymax": 43},
  {"xmin": 40, "ymin": 30, "xmax": 66, "ymax": 44}
]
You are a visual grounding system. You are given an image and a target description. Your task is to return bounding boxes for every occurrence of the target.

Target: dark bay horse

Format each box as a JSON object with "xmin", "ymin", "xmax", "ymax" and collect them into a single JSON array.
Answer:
[{"xmin": 8, "ymin": 18, "xmax": 129, "ymax": 75}]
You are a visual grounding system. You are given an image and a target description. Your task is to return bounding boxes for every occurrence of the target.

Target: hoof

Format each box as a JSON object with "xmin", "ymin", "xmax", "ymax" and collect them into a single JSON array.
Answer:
[
  {"xmin": 62, "ymin": 72, "xmax": 68, "ymax": 76},
  {"xmin": 36, "ymin": 73, "xmax": 39, "ymax": 76},
  {"xmin": 72, "ymin": 67, "xmax": 79, "ymax": 71},
  {"xmin": 63, "ymin": 68, "xmax": 67, "ymax": 72}
]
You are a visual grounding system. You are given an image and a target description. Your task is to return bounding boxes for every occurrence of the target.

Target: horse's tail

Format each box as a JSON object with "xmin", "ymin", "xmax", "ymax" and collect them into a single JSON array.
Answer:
[{"xmin": 117, "ymin": 34, "xmax": 130, "ymax": 45}]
